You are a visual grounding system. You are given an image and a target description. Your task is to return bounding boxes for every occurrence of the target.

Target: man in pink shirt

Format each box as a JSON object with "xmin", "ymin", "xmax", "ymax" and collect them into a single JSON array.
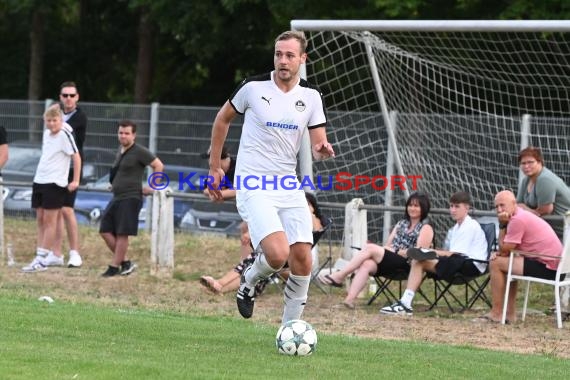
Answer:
[{"xmin": 483, "ymin": 190, "xmax": 562, "ymax": 323}]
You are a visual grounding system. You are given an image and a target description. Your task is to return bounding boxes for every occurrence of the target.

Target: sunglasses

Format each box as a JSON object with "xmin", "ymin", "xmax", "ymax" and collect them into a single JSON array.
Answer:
[{"xmin": 60, "ymin": 93, "xmax": 77, "ymax": 98}]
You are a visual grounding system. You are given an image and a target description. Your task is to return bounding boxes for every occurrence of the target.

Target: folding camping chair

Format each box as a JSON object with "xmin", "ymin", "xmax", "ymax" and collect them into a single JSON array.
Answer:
[
  {"xmin": 367, "ymin": 229, "xmax": 437, "ymax": 306},
  {"xmin": 367, "ymin": 261, "xmax": 433, "ymax": 307},
  {"xmin": 367, "ymin": 267, "xmax": 409, "ymax": 306},
  {"xmin": 425, "ymin": 222, "xmax": 496, "ymax": 312}
]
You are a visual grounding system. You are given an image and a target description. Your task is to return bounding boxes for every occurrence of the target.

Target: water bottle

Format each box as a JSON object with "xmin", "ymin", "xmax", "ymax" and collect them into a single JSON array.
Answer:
[
  {"xmin": 368, "ymin": 278, "xmax": 378, "ymax": 296},
  {"xmin": 6, "ymin": 243, "xmax": 15, "ymax": 267}
]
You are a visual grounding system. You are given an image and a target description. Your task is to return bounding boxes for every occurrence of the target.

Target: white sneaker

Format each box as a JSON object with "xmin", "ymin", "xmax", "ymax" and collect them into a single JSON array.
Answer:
[
  {"xmin": 67, "ymin": 251, "xmax": 83, "ymax": 268},
  {"xmin": 22, "ymin": 257, "xmax": 48, "ymax": 273},
  {"xmin": 380, "ymin": 301, "xmax": 413, "ymax": 316},
  {"xmin": 43, "ymin": 252, "xmax": 64, "ymax": 267}
]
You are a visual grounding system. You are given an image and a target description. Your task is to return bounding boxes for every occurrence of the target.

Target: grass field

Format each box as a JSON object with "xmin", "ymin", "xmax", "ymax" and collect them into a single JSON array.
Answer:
[
  {"xmin": 1, "ymin": 218, "xmax": 569, "ymax": 379},
  {"xmin": 1, "ymin": 295, "xmax": 570, "ymax": 380}
]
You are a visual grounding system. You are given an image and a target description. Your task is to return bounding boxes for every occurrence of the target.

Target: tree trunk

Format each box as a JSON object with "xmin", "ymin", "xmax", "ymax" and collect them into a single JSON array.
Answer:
[
  {"xmin": 27, "ymin": 9, "xmax": 45, "ymax": 141},
  {"xmin": 134, "ymin": 9, "xmax": 153, "ymax": 104},
  {"xmin": 27, "ymin": 9, "xmax": 44, "ymax": 100}
]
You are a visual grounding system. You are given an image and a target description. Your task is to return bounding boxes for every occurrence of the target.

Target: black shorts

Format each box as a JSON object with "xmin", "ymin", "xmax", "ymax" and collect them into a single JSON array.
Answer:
[
  {"xmin": 99, "ymin": 198, "xmax": 143, "ymax": 236},
  {"xmin": 63, "ymin": 168, "xmax": 79, "ymax": 207},
  {"xmin": 375, "ymin": 250, "xmax": 410, "ymax": 277},
  {"xmin": 523, "ymin": 258, "xmax": 559, "ymax": 280},
  {"xmin": 31, "ymin": 183, "xmax": 67, "ymax": 209},
  {"xmin": 62, "ymin": 189, "xmax": 78, "ymax": 208},
  {"xmin": 435, "ymin": 254, "xmax": 480, "ymax": 282}
]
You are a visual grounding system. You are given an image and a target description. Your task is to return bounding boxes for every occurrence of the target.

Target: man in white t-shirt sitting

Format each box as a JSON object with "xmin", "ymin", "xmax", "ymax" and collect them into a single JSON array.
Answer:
[{"xmin": 380, "ymin": 191, "xmax": 488, "ymax": 316}]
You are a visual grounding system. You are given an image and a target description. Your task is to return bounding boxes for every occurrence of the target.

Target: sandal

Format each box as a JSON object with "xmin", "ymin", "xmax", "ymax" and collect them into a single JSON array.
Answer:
[
  {"xmin": 318, "ymin": 274, "xmax": 343, "ymax": 288},
  {"xmin": 406, "ymin": 247, "xmax": 437, "ymax": 261}
]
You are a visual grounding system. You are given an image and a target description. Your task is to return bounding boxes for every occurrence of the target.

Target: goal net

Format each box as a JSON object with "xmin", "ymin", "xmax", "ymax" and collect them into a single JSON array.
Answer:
[{"xmin": 295, "ymin": 20, "xmax": 570, "ymax": 242}]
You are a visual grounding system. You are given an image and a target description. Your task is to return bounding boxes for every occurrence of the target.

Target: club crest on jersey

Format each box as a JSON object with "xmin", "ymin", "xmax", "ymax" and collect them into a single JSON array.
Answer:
[{"xmin": 295, "ymin": 100, "xmax": 306, "ymax": 112}]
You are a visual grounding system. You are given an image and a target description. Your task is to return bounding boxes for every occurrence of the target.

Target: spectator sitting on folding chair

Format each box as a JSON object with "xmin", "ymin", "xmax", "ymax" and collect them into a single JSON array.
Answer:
[
  {"xmin": 318, "ymin": 192, "xmax": 433, "ymax": 309},
  {"xmin": 200, "ymin": 192, "xmax": 324, "ymax": 295},
  {"xmin": 474, "ymin": 190, "xmax": 563, "ymax": 324},
  {"xmin": 380, "ymin": 191, "xmax": 488, "ymax": 316}
]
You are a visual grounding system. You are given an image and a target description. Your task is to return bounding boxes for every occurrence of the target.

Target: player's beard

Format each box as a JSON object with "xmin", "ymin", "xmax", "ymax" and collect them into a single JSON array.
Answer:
[{"xmin": 277, "ymin": 67, "xmax": 297, "ymax": 82}]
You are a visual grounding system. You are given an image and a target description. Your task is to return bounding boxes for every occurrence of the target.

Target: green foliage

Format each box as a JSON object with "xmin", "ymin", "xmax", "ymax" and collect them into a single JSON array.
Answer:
[
  {"xmin": 0, "ymin": 0, "xmax": 568, "ymax": 104},
  {"xmin": 372, "ymin": 0, "xmax": 427, "ymax": 18},
  {"xmin": 499, "ymin": 0, "xmax": 570, "ymax": 20},
  {"xmin": 1, "ymin": 295, "xmax": 570, "ymax": 379}
]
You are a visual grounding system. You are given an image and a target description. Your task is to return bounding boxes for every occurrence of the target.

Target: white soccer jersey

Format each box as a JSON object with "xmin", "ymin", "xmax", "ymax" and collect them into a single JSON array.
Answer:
[
  {"xmin": 230, "ymin": 71, "xmax": 327, "ymax": 182},
  {"xmin": 33, "ymin": 123, "xmax": 78, "ymax": 187}
]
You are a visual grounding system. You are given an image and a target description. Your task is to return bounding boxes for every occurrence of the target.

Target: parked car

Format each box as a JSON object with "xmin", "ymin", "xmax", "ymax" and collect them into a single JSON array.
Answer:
[
  {"xmin": 179, "ymin": 199, "xmax": 242, "ymax": 237},
  {"xmin": 75, "ymin": 165, "xmax": 210, "ymax": 227},
  {"xmin": 3, "ymin": 141, "xmax": 116, "ymax": 184},
  {"xmin": 2, "ymin": 141, "xmax": 116, "ymax": 219}
]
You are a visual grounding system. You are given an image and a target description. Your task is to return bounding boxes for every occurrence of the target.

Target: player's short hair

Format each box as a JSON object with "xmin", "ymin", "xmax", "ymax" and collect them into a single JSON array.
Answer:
[
  {"xmin": 60, "ymin": 81, "xmax": 78, "ymax": 92},
  {"xmin": 275, "ymin": 30, "xmax": 307, "ymax": 54},
  {"xmin": 118, "ymin": 119, "xmax": 137, "ymax": 133},
  {"xmin": 518, "ymin": 146, "xmax": 544, "ymax": 165},
  {"xmin": 450, "ymin": 191, "xmax": 472, "ymax": 206},
  {"xmin": 44, "ymin": 103, "xmax": 62, "ymax": 119}
]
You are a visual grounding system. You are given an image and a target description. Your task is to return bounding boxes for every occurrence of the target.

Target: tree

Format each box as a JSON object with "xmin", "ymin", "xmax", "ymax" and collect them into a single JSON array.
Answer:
[
  {"xmin": 27, "ymin": 7, "xmax": 45, "ymax": 101},
  {"xmin": 133, "ymin": 6, "xmax": 153, "ymax": 104},
  {"xmin": 1, "ymin": 0, "xmax": 568, "ymax": 105}
]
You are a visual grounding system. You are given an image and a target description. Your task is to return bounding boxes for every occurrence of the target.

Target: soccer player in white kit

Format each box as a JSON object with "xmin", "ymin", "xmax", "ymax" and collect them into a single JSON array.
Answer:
[{"xmin": 207, "ymin": 30, "xmax": 335, "ymax": 324}]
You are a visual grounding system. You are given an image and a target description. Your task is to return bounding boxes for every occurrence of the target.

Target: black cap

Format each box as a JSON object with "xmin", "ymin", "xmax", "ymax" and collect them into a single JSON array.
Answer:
[{"xmin": 201, "ymin": 145, "xmax": 230, "ymax": 159}]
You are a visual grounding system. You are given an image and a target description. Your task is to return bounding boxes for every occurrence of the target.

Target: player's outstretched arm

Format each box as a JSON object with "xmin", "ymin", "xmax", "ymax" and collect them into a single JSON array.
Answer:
[{"xmin": 208, "ymin": 101, "xmax": 236, "ymax": 201}]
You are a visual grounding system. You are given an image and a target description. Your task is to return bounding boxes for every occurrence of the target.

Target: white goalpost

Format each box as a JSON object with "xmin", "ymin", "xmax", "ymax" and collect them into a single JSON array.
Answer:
[
  {"xmin": 294, "ymin": 20, "xmax": 570, "ymax": 235},
  {"xmin": 293, "ymin": 19, "xmax": 570, "ymax": 307}
]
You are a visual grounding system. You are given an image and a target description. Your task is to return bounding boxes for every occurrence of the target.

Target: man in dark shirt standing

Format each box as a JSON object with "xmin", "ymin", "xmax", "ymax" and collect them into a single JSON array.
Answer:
[
  {"xmin": 55, "ymin": 81, "xmax": 88, "ymax": 268},
  {"xmin": 99, "ymin": 120, "xmax": 163, "ymax": 277}
]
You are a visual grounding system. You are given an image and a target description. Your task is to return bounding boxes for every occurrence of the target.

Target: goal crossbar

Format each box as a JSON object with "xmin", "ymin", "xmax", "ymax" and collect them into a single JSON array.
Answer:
[{"xmin": 292, "ymin": 19, "xmax": 570, "ymax": 32}]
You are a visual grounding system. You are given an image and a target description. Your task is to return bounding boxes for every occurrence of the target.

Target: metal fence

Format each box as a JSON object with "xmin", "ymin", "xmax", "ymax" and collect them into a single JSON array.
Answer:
[
  {"xmin": 0, "ymin": 100, "xmax": 243, "ymax": 168},
  {"xmin": 1, "ymin": 99, "xmax": 568, "ymax": 245}
]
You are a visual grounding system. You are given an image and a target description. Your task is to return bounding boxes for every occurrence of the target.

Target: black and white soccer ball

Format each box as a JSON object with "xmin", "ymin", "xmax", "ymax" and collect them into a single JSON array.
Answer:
[{"xmin": 275, "ymin": 319, "xmax": 317, "ymax": 356}]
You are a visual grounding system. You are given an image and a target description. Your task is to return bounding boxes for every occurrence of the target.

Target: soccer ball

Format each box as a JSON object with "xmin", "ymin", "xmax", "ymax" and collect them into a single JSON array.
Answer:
[{"xmin": 275, "ymin": 319, "xmax": 317, "ymax": 356}]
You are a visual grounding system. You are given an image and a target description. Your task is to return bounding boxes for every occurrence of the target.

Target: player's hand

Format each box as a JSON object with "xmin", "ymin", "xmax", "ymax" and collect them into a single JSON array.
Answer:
[
  {"xmin": 206, "ymin": 189, "xmax": 226, "ymax": 203},
  {"xmin": 142, "ymin": 186, "xmax": 154, "ymax": 195},
  {"xmin": 312, "ymin": 141, "xmax": 335, "ymax": 160},
  {"xmin": 67, "ymin": 180, "xmax": 79, "ymax": 192},
  {"xmin": 206, "ymin": 167, "xmax": 225, "ymax": 202}
]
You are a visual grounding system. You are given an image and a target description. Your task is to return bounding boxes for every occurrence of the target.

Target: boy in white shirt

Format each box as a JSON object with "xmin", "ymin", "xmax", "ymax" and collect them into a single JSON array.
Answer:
[{"xmin": 22, "ymin": 104, "xmax": 81, "ymax": 272}]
